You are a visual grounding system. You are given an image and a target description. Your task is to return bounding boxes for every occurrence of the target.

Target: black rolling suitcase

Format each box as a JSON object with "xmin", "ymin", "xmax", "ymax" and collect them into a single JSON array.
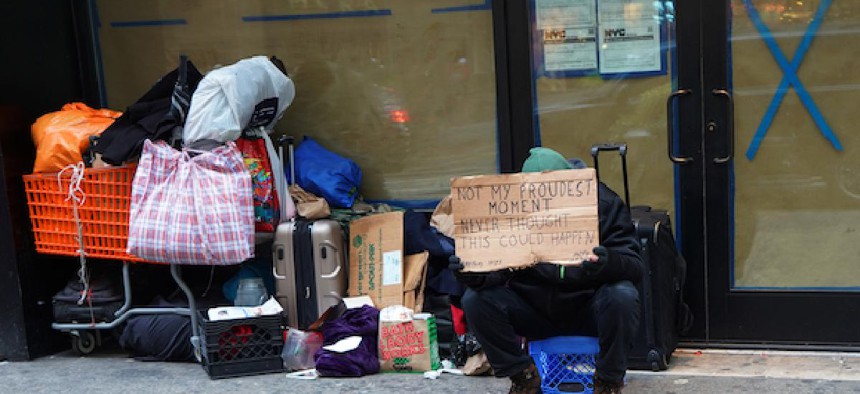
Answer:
[{"xmin": 591, "ymin": 143, "xmax": 693, "ymax": 371}]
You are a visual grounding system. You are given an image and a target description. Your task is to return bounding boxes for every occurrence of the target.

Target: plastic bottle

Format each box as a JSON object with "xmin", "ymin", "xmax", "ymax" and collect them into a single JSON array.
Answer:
[{"xmin": 234, "ymin": 277, "xmax": 268, "ymax": 306}]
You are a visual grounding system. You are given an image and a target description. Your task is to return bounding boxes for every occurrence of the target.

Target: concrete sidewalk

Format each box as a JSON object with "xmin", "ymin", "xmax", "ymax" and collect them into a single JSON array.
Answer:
[{"xmin": 1, "ymin": 347, "xmax": 859, "ymax": 393}]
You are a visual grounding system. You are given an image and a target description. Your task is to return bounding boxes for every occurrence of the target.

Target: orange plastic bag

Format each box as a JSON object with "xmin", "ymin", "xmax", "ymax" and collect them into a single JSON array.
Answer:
[{"xmin": 31, "ymin": 103, "xmax": 122, "ymax": 173}]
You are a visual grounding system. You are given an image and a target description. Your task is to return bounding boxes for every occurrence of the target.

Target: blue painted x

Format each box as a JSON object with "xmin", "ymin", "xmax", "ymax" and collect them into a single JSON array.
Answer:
[{"xmin": 743, "ymin": 0, "xmax": 843, "ymax": 160}]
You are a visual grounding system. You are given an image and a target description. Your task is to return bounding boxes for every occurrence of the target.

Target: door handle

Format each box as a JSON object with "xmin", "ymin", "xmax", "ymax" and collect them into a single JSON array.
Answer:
[
  {"xmin": 712, "ymin": 89, "xmax": 734, "ymax": 164},
  {"xmin": 667, "ymin": 89, "xmax": 693, "ymax": 164}
]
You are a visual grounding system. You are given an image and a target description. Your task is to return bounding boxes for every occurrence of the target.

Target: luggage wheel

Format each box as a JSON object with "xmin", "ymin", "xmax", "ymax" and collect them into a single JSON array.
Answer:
[
  {"xmin": 647, "ymin": 349, "xmax": 668, "ymax": 371},
  {"xmin": 71, "ymin": 330, "xmax": 97, "ymax": 356}
]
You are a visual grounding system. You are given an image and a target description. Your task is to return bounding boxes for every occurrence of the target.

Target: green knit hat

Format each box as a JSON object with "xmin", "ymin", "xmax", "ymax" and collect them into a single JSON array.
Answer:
[{"xmin": 521, "ymin": 147, "xmax": 574, "ymax": 172}]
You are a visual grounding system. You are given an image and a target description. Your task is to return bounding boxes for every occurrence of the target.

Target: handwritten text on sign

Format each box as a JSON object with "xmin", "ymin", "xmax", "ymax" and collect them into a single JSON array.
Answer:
[{"xmin": 451, "ymin": 169, "xmax": 599, "ymax": 272}]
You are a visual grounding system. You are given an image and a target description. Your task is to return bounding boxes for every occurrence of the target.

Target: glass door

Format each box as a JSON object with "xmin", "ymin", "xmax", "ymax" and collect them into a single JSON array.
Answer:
[
  {"xmin": 526, "ymin": 0, "xmax": 682, "ymax": 208},
  {"xmin": 702, "ymin": 0, "xmax": 860, "ymax": 345}
]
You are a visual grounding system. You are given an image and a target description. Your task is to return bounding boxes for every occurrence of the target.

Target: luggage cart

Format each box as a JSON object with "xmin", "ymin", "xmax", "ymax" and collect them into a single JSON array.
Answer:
[{"xmin": 22, "ymin": 165, "xmax": 203, "ymax": 358}]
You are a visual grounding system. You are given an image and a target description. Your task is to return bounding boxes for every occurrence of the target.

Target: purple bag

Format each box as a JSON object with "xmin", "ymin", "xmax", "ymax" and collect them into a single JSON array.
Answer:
[{"xmin": 314, "ymin": 305, "xmax": 380, "ymax": 377}]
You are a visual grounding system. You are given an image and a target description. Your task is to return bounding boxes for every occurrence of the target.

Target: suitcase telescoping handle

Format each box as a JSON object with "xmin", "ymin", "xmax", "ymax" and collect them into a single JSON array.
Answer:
[
  {"xmin": 278, "ymin": 135, "xmax": 296, "ymax": 186},
  {"xmin": 590, "ymin": 143, "xmax": 631, "ymax": 209}
]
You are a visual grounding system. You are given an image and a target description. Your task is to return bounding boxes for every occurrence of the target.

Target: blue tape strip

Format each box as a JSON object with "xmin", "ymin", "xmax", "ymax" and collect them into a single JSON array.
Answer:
[
  {"xmin": 243, "ymin": 9, "xmax": 391, "ymax": 22},
  {"xmin": 743, "ymin": 0, "xmax": 841, "ymax": 160},
  {"xmin": 110, "ymin": 19, "xmax": 187, "ymax": 28},
  {"xmin": 431, "ymin": 0, "xmax": 492, "ymax": 14}
]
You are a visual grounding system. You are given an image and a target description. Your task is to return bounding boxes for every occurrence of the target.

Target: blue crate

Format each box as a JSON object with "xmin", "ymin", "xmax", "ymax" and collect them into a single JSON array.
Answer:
[{"xmin": 528, "ymin": 336, "xmax": 599, "ymax": 394}]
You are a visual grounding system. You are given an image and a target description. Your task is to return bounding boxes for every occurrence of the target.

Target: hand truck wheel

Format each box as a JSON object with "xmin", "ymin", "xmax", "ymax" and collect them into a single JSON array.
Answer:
[{"xmin": 71, "ymin": 331, "xmax": 97, "ymax": 356}]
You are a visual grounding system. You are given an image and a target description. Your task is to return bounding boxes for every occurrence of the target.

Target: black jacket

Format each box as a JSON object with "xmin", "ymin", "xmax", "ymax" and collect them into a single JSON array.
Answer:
[
  {"xmin": 506, "ymin": 182, "xmax": 643, "ymax": 318},
  {"xmin": 93, "ymin": 62, "xmax": 202, "ymax": 165}
]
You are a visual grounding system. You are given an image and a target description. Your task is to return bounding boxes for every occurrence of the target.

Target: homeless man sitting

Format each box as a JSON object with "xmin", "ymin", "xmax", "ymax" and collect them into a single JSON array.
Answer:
[{"xmin": 450, "ymin": 147, "xmax": 643, "ymax": 394}]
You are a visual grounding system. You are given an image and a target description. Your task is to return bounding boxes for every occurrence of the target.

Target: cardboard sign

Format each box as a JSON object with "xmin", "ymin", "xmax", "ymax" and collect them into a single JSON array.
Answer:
[
  {"xmin": 348, "ymin": 212, "xmax": 405, "ymax": 308},
  {"xmin": 379, "ymin": 314, "xmax": 440, "ymax": 373},
  {"xmin": 451, "ymin": 169, "xmax": 599, "ymax": 272}
]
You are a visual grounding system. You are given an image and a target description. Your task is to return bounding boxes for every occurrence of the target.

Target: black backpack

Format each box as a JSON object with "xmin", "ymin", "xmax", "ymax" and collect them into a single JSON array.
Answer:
[{"xmin": 52, "ymin": 272, "xmax": 123, "ymax": 323}]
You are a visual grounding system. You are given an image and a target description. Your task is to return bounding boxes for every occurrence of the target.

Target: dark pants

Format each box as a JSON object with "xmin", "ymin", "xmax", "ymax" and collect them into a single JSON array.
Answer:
[{"xmin": 460, "ymin": 281, "xmax": 639, "ymax": 383}]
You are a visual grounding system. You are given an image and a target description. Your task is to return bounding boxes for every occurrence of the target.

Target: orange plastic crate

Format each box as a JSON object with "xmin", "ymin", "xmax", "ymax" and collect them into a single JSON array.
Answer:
[{"xmin": 23, "ymin": 165, "xmax": 144, "ymax": 262}]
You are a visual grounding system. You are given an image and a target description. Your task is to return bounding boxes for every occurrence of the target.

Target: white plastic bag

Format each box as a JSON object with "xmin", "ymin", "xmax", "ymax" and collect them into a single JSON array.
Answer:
[{"xmin": 184, "ymin": 56, "xmax": 296, "ymax": 144}]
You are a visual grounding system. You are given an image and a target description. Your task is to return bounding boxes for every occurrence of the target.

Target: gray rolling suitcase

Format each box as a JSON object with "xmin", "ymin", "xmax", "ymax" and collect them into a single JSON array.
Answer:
[{"xmin": 272, "ymin": 136, "xmax": 348, "ymax": 329}]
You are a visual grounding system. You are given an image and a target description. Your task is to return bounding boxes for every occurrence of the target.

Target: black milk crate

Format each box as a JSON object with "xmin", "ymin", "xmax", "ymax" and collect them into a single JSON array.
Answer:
[{"xmin": 198, "ymin": 312, "xmax": 285, "ymax": 379}]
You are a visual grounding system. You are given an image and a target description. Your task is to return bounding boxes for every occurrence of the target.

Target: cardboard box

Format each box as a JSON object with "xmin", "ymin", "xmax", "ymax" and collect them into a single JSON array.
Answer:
[
  {"xmin": 403, "ymin": 251, "xmax": 429, "ymax": 312},
  {"xmin": 348, "ymin": 212, "xmax": 405, "ymax": 309},
  {"xmin": 348, "ymin": 212, "xmax": 430, "ymax": 310},
  {"xmin": 450, "ymin": 169, "xmax": 600, "ymax": 272}
]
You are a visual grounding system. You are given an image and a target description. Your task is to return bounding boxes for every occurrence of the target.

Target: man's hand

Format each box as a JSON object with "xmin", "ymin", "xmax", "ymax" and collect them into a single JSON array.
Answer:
[
  {"xmin": 448, "ymin": 255, "xmax": 486, "ymax": 288},
  {"xmin": 449, "ymin": 255, "xmax": 504, "ymax": 289},
  {"xmin": 581, "ymin": 245, "xmax": 612, "ymax": 277}
]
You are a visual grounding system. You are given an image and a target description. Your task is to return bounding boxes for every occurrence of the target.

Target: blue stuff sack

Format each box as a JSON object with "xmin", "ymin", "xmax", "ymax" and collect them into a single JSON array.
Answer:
[{"xmin": 294, "ymin": 136, "xmax": 362, "ymax": 208}]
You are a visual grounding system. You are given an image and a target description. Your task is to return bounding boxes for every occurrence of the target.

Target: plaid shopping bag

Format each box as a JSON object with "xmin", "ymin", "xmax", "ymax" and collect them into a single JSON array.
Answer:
[{"xmin": 127, "ymin": 139, "xmax": 254, "ymax": 265}]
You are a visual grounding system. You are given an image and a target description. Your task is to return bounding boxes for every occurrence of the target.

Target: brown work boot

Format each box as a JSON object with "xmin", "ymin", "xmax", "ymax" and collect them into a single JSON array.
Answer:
[
  {"xmin": 593, "ymin": 376, "xmax": 624, "ymax": 394},
  {"xmin": 509, "ymin": 362, "xmax": 542, "ymax": 394}
]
